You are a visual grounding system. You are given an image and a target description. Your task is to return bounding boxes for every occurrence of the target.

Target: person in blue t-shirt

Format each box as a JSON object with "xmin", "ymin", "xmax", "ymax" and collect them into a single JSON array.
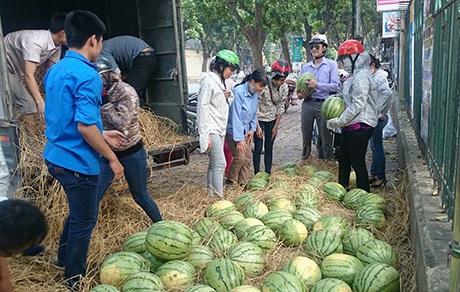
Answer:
[{"xmin": 43, "ymin": 10, "xmax": 124, "ymax": 288}]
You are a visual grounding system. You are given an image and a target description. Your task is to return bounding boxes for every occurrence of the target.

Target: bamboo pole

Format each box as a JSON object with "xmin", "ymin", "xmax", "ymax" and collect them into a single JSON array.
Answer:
[{"xmin": 450, "ymin": 150, "xmax": 460, "ymax": 291}]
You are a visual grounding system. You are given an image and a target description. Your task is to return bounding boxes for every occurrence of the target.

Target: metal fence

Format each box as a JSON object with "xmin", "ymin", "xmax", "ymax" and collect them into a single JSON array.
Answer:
[{"xmin": 402, "ymin": 0, "xmax": 460, "ymax": 220}]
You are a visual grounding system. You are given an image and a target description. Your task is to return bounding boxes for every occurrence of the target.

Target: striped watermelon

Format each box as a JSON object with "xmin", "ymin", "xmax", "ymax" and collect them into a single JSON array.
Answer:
[
  {"xmin": 243, "ymin": 225, "xmax": 277, "ymax": 252},
  {"xmin": 89, "ymin": 284, "xmax": 119, "ymax": 292},
  {"xmin": 186, "ymin": 285, "xmax": 217, "ymax": 292},
  {"xmin": 265, "ymin": 189, "xmax": 290, "ymax": 202},
  {"xmin": 217, "ymin": 210, "xmax": 245, "ymax": 229},
  {"xmin": 278, "ymin": 219, "xmax": 308, "ymax": 246},
  {"xmin": 306, "ymin": 177, "xmax": 323, "ymax": 187},
  {"xmin": 209, "ymin": 228, "xmax": 238, "ymax": 255},
  {"xmin": 121, "ymin": 272, "xmax": 164, "ymax": 292},
  {"xmin": 122, "ymin": 231, "xmax": 147, "ymax": 254},
  {"xmin": 305, "ymin": 230, "xmax": 343, "ymax": 259},
  {"xmin": 145, "ymin": 221, "xmax": 193, "ymax": 260},
  {"xmin": 194, "ymin": 218, "xmax": 223, "ymax": 239},
  {"xmin": 254, "ymin": 171, "xmax": 270, "ymax": 181},
  {"xmin": 355, "ymin": 206, "xmax": 387, "ymax": 231},
  {"xmin": 207, "ymin": 200, "xmax": 236, "ymax": 218},
  {"xmin": 261, "ymin": 209, "xmax": 293, "ymax": 231},
  {"xmin": 343, "ymin": 188, "xmax": 368, "ymax": 210},
  {"xmin": 231, "ymin": 285, "xmax": 261, "ymax": 291},
  {"xmin": 301, "ymin": 164, "xmax": 318, "ymax": 176},
  {"xmin": 269, "ymin": 180, "xmax": 292, "ymax": 191},
  {"xmin": 234, "ymin": 192, "xmax": 255, "ymax": 211},
  {"xmin": 203, "ymin": 258, "xmax": 245, "ymax": 292},
  {"xmin": 247, "ymin": 177, "xmax": 268, "ymax": 191},
  {"xmin": 295, "ymin": 187, "xmax": 319, "ymax": 209},
  {"xmin": 313, "ymin": 215, "xmax": 349, "ymax": 238},
  {"xmin": 268, "ymin": 197, "xmax": 296, "ymax": 212},
  {"xmin": 296, "ymin": 72, "xmax": 317, "ymax": 96},
  {"xmin": 321, "ymin": 96, "xmax": 346, "ymax": 120},
  {"xmin": 356, "ymin": 239, "xmax": 398, "ymax": 268},
  {"xmin": 142, "ymin": 251, "xmax": 165, "ymax": 272},
  {"xmin": 187, "ymin": 245, "xmax": 215, "ymax": 269},
  {"xmin": 311, "ymin": 278, "xmax": 352, "ymax": 292},
  {"xmin": 297, "ymin": 183, "xmax": 320, "ymax": 195},
  {"xmin": 156, "ymin": 260, "xmax": 196, "ymax": 287},
  {"xmin": 352, "ymin": 263, "xmax": 400, "ymax": 292},
  {"xmin": 356, "ymin": 193, "xmax": 387, "ymax": 214},
  {"xmin": 243, "ymin": 201, "xmax": 269, "ymax": 219},
  {"xmin": 322, "ymin": 182, "xmax": 347, "ymax": 202},
  {"xmin": 342, "ymin": 228, "xmax": 375, "ymax": 256},
  {"xmin": 192, "ymin": 230, "xmax": 203, "ymax": 246},
  {"xmin": 313, "ymin": 171, "xmax": 334, "ymax": 182},
  {"xmin": 293, "ymin": 207, "xmax": 322, "ymax": 230},
  {"xmin": 261, "ymin": 271, "xmax": 304, "ymax": 292},
  {"xmin": 321, "ymin": 253, "xmax": 364, "ymax": 285},
  {"xmin": 281, "ymin": 162, "xmax": 298, "ymax": 170},
  {"xmin": 99, "ymin": 252, "xmax": 150, "ymax": 288},
  {"xmin": 228, "ymin": 242, "xmax": 265, "ymax": 277},
  {"xmin": 233, "ymin": 217, "xmax": 265, "ymax": 239},
  {"xmin": 282, "ymin": 256, "xmax": 322, "ymax": 286}
]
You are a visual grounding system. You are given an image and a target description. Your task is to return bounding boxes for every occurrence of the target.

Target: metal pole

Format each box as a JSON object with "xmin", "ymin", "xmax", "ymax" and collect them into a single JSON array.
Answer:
[
  {"xmin": 355, "ymin": 0, "xmax": 361, "ymax": 37},
  {"xmin": 450, "ymin": 155, "xmax": 460, "ymax": 290}
]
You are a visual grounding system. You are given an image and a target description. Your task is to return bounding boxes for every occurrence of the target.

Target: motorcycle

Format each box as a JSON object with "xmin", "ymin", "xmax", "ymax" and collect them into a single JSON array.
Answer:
[{"xmin": 186, "ymin": 91, "xmax": 198, "ymax": 138}]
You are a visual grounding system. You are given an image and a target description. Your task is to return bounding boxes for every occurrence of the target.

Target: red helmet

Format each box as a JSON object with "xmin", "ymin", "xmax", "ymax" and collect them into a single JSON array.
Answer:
[
  {"xmin": 271, "ymin": 59, "xmax": 290, "ymax": 77},
  {"xmin": 338, "ymin": 39, "xmax": 365, "ymax": 56}
]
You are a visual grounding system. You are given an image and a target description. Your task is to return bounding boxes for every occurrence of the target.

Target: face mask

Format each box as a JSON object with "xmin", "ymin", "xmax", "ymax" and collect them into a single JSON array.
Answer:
[{"xmin": 343, "ymin": 58, "xmax": 353, "ymax": 74}]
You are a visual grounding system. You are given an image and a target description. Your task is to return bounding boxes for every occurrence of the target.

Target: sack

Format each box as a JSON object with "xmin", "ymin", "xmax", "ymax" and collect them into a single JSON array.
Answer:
[{"xmin": 383, "ymin": 114, "xmax": 397, "ymax": 138}]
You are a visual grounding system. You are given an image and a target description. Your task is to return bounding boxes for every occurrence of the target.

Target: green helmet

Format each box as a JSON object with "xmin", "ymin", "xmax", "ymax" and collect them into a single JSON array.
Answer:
[{"xmin": 216, "ymin": 49, "xmax": 240, "ymax": 70}]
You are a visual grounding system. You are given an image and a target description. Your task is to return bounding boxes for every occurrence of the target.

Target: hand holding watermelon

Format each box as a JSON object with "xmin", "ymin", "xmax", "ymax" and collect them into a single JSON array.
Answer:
[{"xmin": 296, "ymin": 73, "xmax": 317, "ymax": 99}]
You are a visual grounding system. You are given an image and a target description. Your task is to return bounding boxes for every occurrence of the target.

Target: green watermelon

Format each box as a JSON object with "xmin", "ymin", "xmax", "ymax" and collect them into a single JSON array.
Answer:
[
  {"xmin": 254, "ymin": 171, "xmax": 270, "ymax": 181},
  {"xmin": 352, "ymin": 263, "xmax": 400, "ymax": 292},
  {"xmin": 145, "ymin": 220, "xmax": 193, "ymax": 260},
  {"xmin": 187, "ymin": 245, "xmax": 215, "ymax": 269},
  {"xmin": 321, "ymin": 253, "xmax": 364, "ymax": 285},
  {"xmin": 356, "ymin": 239, "xmax": 398, "ymax": 268},
  {"xmin": 268, "ymin": 197, "xmax": 296, "ymax": 212},
  {"xmin": 343, "ymin": 188, "xmax": 368, "ymax": 210},
  {"xmin": 342, "ymin": 228, "xmax": 375, "ymax": 256},
  {"xmin": 186, "ymin": 285, "xmax": 217, "ymax": 292},
  {"xmin": 355, "ymin": 206, "xmax": 387, "ymax": 231},
  {"xmin": 209, "ymin": 228, "xmax": 238, "ymax": 255},
  {"xmin": 269, "ymin": 180, "xmax": 292, "ymax": 191},
  {"xmin": 234, "ymin": 193, "xmax": 255, "ymax": 211},
  {"xmin": 122, "ymin": 231, "xmax": 147, "ymax": 254},
  {"xmin": 203, "ymin": 259, "xmax": 245, "ymax": 292},
  {"xmin": 217, "ymin": 210, "xmax": 245, "ymax": 229},
  {"xmin": 293, "ymin": 207, "xmax": 322, "ymax": 229},
  {"xmin": 321, "ymin": 96, "xmax": 346, "ymax": 120},
  {"xmin": 247, "ymin": 177, "xmax": 268, "ymax": 191},
  {"xmin": 142, "ymin": 251, "xmax": 165, "ymax": 272},
  {"xmin": 313, "ymin": 171, "xmax": 334, "ymax": 182},
  {"xmin": 194, "ymin": 218, "xmax": 223, "ymax": 239},
  {"xmin": 243, "ymin": 201, "xmax": 269, "ymax": 219},
  {"xmin": 264, "ymin": 189, "xmax": 290, "ymax": 202},
  {"xmin": 295, "ymin": 186, "xmax": 320, "ymax": 209},
  {"xmin": 89, "ymin": 284, "xmax": 119, "ymax": 292},
  {"xmin": 305, "ymin": 230, "xmax": 343, "ymax": 259},
  {"xmin": 228, "ymin": 242, "xmax": 265, "ymax": 277},
  {"xmin": 121, "ymin": 272, "xmax": 164, "ymax": 292},
  {"xmin": 99, "ymin": 252, "xmax": 151, "ymax": 288},
  {"xmin": 281, "ymin": 162, "xmax": 298, "ymax": 170},
  {"xmin": 233, "ymin": 217, "xmax": 265, "ymax": 239},
  {"xmin": 282, "ymin": 256, "xmax": 322, "ymax": 286},
  {"xmin": 278, "ymin": 219, "xmax": 308, "ymax": 246},
  {"xmin": 356, "ymin": 193, "xmax": 387, "ymax": 214},
  {"xmin": 306, "ymin": 177, "xmax": 323, "ymax": 187},
  {"xmin": 243, "ymin": 225, "xmax": 277, "ymax": 252},
  {"xmin": 231, "ymin": 285, "xmax": 261, "ymax": 291},
  {"xmin": 312, "ymin": 215, "xmax": 349, "ymax": 238},
  {"xmin": 261, "ymin": 209, "xmax": 293, "ymax": 231},
  {"xmin": 322, "ymin": 182, "xmax": 347, "ymax": 202},
  {"xmin": 311, "ymin": 278, "xmax": 352, "ymax": 292},
  {"xmin": 296, "ymin": 73, "xmax": 317, "ymax": 96},
  {"xmin": 156, "ymin": 260, "xmax": 196, "ymax": 288},
  {"xmin": 261, "ymin": 271, "xmax": 304, "ymax": 292},
  {"xmin": 207, "ymin": 200, "xmax": 236, "ymax": 218},
  {"xmin": 192, "ymin": 230, "xmax": 203, "ymax": 246},
  {"xmin": 301, "ymin": 164, "xmax": 318, "ymax": 176}
]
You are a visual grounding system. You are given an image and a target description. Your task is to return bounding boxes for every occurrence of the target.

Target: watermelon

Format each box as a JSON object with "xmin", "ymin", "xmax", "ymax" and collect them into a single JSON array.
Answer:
[
  {"xmin": 254, "ymin": 171, "xmax": 270, "ymax": 181},
  {"xmin": 268, "ymin": 197, "xmax": 296, "ymax": 212},
  {"xmin": 186, "ymin": 285, "xmax": 217, "ymax": 292},
  {"xmin": 264, "ymin": 189, "xmax": 290, "ymax": 202},
  {"xmin": 203, "ymin": 259, "xmax": 245, "ymax": 292},
  {"xmin": 295, "ymin": 186, "xmax": 320, "ymax": 209},
  {"xmin": 278, "ymin": 219, "xmax": 308, "ymax": 246},
  {"xmin": 243, "ymin": 225, "xmax": 278, "ymax": 252},
  {"xmin": 233, "ymin": 217, "xmax": 265, "ymax": 239},
  {"xmin": 296, "ymin": 72, "xmax": 317, "ymax": 97},
  {"xmin": 187, "ymin": 245, "xmax": 215, "ymax": 269},
  {"xmin": 194, "ymin": 218, "xmax": 223, "ymax": 239},
  {"xmin": 305, "ymin": 230, "xmax": 343, "ymax": 259},
  {"xmin": 142, "ymin": 251, "xmax": 165, "ymax": 272},
  {"xmin": 281, "ymin": 162, "xmax": 298, "ymax": 170},
  {"xmin": 321, "ymin": 253, "xmax": 364, "ymax": 285},
  {"xmin": 311, "ymin": 278, "xmax": 352, "ymax": 292},
  {"xmin": 355, "ymin": 206, "xmax": 387, "ymax": 231},
  {"xmin": 356, "ymin": 239, "xmax": 398, "ymax": 268},
  {"xmin": 297, "ymin": 183, "xmax": 320, "ymax": 195},
  {"xmin": 322, "ymin": 182, "xmax": 347, "ymax": 202},
  {"xmin": 313, "ymin": 171, "xmax": 334, "ymax": 182},
  {"xmin": 156, "ymin": 260, "xmax": 196, "ymax": 287},
  {"xmin": 122, "ymin": 231, "xmax": 147, "ymax": 254},
  {"xmin": 343, "ymin": 189, "xmax": 368, "ymax": 210},
  {"xmin": 207, "ymin": 200, "xmax": 236, "ymax": 218},
  {"xmin": 99, "ymin": 252, "xmax": 151, "ymax": 288},
  {"xmin": 312, "ymin": 215, "xmax": 349, "ymax": 238},
  {"xmin": 269, "ymin": 180, "xmax": 292, "ymax": 191},
  {"xmin": 321, "ymin": 96, "xmax": 346, "ymax": 120},
  {"xmin": 261, "ymin": 209, "xmax": 293, "ymax": 231},
  {"xmin": 293, "ymin": 207, "xmax": 322, "ymax": 229},
  {"xmin": 356, "ymin": 193, "xmax": 387, "ymax": 214},
  {"xmin": 231, "ymin": 285, "xmax": 261, "ymax": 291},
  {"xmin": 217, "ymin": 210, "xmax": 245, "ymax": 229},
  {"xmin": 209, "ymin": 228, "xmax": 238, "ymax": 255},
  {"xmin": 228, "ymin": 242, "xmax": 265, "ymax": 277},
  {"xmin": 342, "ymin": 228, "xmax": 375, "ymax": 256},
  {"xmin": 282, "ymin": 256, "xmax": 322, "ymax": 286},
  {"xmin": 145, "ymin": 221, "xmax": 193, "ymax": 260},
  {"xmin": 192, "ymin": 230, "xmax": 203, "ymax": 246},
  {"xmin": 243, "ymin": 201, "xmax": 269, "ymax": 219},
  {"xmin": 352, "ymin": 263, "xmax": 400, "ymax": 292},
  {"xmin": 306, "ymin": 177, "xmax": 323, "ymax": 187},
  {"xmin": 121, "ymin": 272, "xmax": 164, "ymax": 292},
  {"xmin": 234, "ymin": 193, "xmax": 255, "ymax": 211},
  {"xmin": 247, "ymin": 177, "xmax": 268, "ymax": 191},
  {"xmin": 261, "ymin": 271, "xmax": 304, "ymax": 292},
  {"xmin": 301, "ymin": 164, "xmax": 318, "ymax": 176},
  {"xmin": 89, "ymin": 284, "xmax": 119, "ymax": 292}
]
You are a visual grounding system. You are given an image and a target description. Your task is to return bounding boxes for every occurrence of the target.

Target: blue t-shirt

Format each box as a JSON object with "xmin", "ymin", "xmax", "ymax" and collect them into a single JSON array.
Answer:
[{"xmin": 43, "ymin": 51, "xmax": 103, "ymax": 175}]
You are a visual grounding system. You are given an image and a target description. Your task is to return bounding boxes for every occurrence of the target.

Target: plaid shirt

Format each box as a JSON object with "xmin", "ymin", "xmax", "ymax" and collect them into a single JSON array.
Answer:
[{"xmin": 257, "ymin": 79, "xmax": 288, "ymax": 122}]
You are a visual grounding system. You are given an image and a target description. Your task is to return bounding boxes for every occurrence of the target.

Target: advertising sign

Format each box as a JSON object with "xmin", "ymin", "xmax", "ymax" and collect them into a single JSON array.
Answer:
[
  {"xmin": 292, "ymin": 36, "xmax": 303, "ymax": 63},
  {"xmin": 377, "ymin": 0, "xmax": 410, "ymax": 12},
  {"xmin": 382, "ymin": 11, "xmax": 401, "ymax": 38}
]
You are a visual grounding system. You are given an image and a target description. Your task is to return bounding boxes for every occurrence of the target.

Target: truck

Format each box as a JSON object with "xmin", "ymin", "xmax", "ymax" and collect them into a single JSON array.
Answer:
[{"xmin": 0, "ymin": 0, "xmax": 198, "ymax": 197}]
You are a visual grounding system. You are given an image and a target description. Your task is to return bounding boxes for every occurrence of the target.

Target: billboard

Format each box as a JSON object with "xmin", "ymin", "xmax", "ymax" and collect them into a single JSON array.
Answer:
[
  {"xmin": 382, "ymin": 11, "xmax": 401, "ymax": 38},
  {"xmin": 377, "ymin": 0, "xmax": 410, "ymax": 12}
]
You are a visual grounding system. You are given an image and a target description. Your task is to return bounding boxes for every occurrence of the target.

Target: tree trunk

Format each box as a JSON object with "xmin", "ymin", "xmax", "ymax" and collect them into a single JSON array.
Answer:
[
  {"xmin": 200, "ymin": 32, "xmax": 211, "ymax": 72},
  {"xmin": 280, "ymin": 28, "xmax": 291, "ymax": 64},
  {"xmin": 303, "ymin": 19, "xmax": 313, "ymax": 62}
]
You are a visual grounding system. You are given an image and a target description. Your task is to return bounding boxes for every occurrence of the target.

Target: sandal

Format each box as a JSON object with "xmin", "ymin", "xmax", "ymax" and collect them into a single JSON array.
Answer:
[
  {"xmin": 371, "ymin": 178, "xmax": 387, "ymax": 188},
  {"xmin": 368, "ymin": 175, "xmax": 376, "ymax": 183}
]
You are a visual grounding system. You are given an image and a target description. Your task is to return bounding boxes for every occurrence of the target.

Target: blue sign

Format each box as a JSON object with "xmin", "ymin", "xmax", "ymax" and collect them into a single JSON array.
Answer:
[{"xmin": 292, "ymin": 36, "xmax": 304, "ymax": 62}]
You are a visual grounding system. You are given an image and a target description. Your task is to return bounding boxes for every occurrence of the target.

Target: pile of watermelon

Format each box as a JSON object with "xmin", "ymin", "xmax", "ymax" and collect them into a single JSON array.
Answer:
[{"xmin": 91, "ymin": 164, "xmax": 400, "ymax": 292}]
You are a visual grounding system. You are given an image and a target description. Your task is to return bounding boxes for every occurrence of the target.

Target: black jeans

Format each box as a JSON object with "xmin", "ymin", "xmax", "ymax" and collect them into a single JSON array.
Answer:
[
  {"xmin": 338, "ymin": 127, "xmax": 374, "ymax": 192},
  {"xmin": 125, "ymin": 51, "xmax": 157, "ymax": 106},
  {"xmin": 253, "ymin": 120, "xmax": 276, "ymax": 174}
]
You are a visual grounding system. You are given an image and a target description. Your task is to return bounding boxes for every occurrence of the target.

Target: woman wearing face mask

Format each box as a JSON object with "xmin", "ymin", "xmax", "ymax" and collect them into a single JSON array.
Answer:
[
  {"xmin": 226, "ymin": 69, "xmax": 268, "ymax": 186},
  {"xmin": 326, "ymin": 40, "xmax": 379, "ymax": 192},
  {"xmin": 253, "ymin": 60, "xmax": 290, "ymax": 175}
]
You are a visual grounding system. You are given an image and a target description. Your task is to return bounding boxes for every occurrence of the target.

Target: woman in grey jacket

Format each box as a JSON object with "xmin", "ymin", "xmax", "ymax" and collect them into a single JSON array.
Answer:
[{"xmin": 327, "ymin": 40, "xmax": 379, "ymax": 192}]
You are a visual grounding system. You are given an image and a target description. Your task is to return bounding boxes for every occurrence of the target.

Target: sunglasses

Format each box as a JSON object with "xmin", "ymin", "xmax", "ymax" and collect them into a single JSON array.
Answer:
[{"xmin": 309, "ymin": 44, "xmax": 322, "ymax": 50}]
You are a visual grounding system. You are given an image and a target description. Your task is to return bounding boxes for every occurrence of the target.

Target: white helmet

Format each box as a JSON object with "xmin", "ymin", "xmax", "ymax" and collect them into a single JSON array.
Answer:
[{"xmin": 309, "ymin": 34, "xmax": 328, "ymax": 47}]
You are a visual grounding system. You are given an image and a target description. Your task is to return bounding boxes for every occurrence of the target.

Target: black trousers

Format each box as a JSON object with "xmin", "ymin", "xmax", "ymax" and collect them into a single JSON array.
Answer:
[
  {"xmin": 338, "ymin": 127, "xmax": 374, "ymax": 192},
  {"xmin": 125, "ymin": 51, "xmax": 157, "ymax": 106}
]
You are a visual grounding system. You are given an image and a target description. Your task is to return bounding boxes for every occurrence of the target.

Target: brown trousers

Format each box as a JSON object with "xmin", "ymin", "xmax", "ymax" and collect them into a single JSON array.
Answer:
[{"xmin": 225, "ymin": 134, "xmax": 252, "ymax": 185}]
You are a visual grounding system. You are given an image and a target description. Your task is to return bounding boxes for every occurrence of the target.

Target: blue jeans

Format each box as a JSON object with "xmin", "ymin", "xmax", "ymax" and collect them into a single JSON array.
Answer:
[
  {"xmin": 46, "ymin": 160, "xmax": 98, "ymax": 286},
  {"xmin": 370, "ymin": 116, "xmax": 389, "ymax": 180},
  {"xmin": 97, "ymin": 147, "xmax": 162, "ymax": 223},
  {"xmin": 253, "ymin": 120, "xmax": 276, "ymax": 174}
]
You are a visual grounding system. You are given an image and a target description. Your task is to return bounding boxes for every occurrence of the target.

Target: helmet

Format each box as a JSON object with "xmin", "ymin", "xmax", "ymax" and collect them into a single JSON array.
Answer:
[
  {"xmin": 309, "ymin": 34, "xmax": 328, "ymax": 47},
  {"xmin": 95, "ymin": 56, "xmax": 117, "ymax": 74},
  {"xmin": 338, "ymin": 39, "xmax": 364, "ymax": 56},
  {"xmin": 271, "ymin": 59, "xmax": 290, "ymax": 77},
  {"xmin": 216, "ymin": 49, "xmax": 240, "ymax": 70}
]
